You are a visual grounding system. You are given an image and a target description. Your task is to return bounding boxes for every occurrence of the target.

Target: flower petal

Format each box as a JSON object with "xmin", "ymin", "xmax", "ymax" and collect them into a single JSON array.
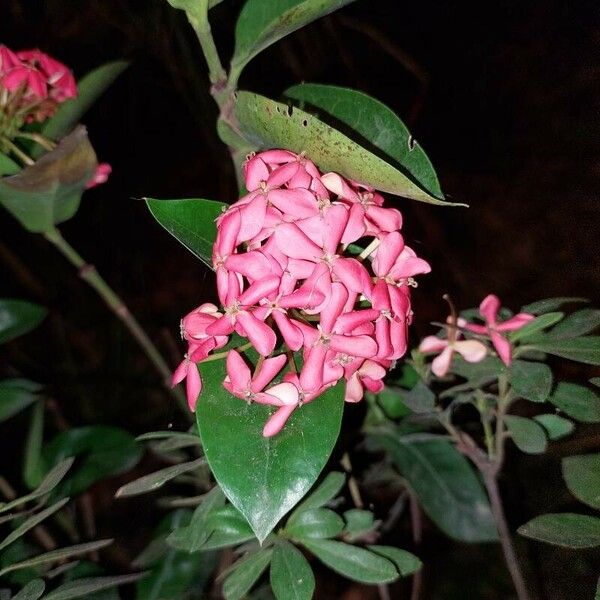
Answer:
[
  {"xmin": 431, "ymin": 346, "xmax": 454, "ymax": 377},
  {"xmin": 262, "ymin": 404, "xmax": 297, "ymax": 437},
  {"xmin": 480, "ymin": 294, "xmax": 501, "ymax": 326},
  {"xmin": 251, "ymin": 354, "xmax": 287, "ymax": 393},
  {"xmin": 454, "ymin": 340, "xmax": 488, "ymax": 363}
]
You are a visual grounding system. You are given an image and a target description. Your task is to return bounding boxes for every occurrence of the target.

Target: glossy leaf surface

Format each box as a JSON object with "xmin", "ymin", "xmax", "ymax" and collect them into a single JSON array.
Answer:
[
  {"xmin": 285, "ymin": 508, "xmax": 345, "ymax": 539},
  {"xmin": 368, "ymin": 545, "xmax": 422, "ymax": 577},
  {"xmin": 270, "ymin": 540, "xmax": 315, "ymax": 600}
]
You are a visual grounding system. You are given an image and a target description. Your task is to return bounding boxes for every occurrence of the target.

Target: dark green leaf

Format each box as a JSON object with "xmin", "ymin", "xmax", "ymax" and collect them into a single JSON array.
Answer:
[
  {"xmin": 508, "ymin": 312, "xmax": 564, "ymax": 342},
  {"xmin": 43, "ymin": 573, "xmax": 145, "ymax": 600},
  {"xmin": 562, "ymin": 454, "xmax": 600, "ymax": 510},
  {"xmin": 270, "ymin": 540, "xmax": 314, "ymax": 600},
  {"xmin": 0, "ymin": 127, "xmax": 97, "ymax": 232},
  {"xmin": 533, "ymin": 414, "xmax": 574, "ymax": 441},
  {"xmin": 136, "ymin": 431, "xmax": 200, "ymax": 445},
  {"xmin": 530, "ymin": 335, "xmax": 600, "ymax": 365},
  {"xmin": 285, "ymin": 508, "xmax": 344, "ymax": 539},
  {"xmin": 145, "ymin": 198, "xmax": 226, "ymax": 268},
  {"xmin": 13, "ymin": 579, "xmax": 45, "ymax": 600},
  {"xmin": 41, "ymin": 61, "xmax": 129, "ymax": 144},
  {"xmin": 300, "ymin": 539, "xmax": 398, "ymax": 584},
  {"xmin": 367, "ymin": 545, "xmax": 422, "ymax": 577},
  {"xmin": 375, "ymin": 386, "xmax": 411, "ymax": 419},
  {"xmin": 397, "ymin": 381, "xmax": 436, "ymax": 413},
  {"xmin": 547, "ymin": 308, "xmax": 600, "ymax": 339},
  {"xmin": 504, "ymin": 416, "xmax": 547, "ymax": 454},
  {"xmin": 232, "ymin": 0, "xmax": 356, "ymax": 74},
  {"xmin": 450, "ymin": 356, "xmax": 505, "ymax": 385},
  {"xmin": 509, "ymin": 360, "xmax": 553, "ymax": 403},
  {"xmin": 368, "ymin": 434, "xmax": 498, "ymax": 542},
  {"xmin": 44, "ymin": 426, "xmax": 143, "ymax": 497},
  {"xmin": 234, "ymin": 91, "xmax": 462, "ymax": 205},
  {"xmin": 286, "ymin": 83, "xmax": 443, "ymax": 197},
  {"xmin": 23, "ymin": 401, "xmax": 45, "ymax": 489},
  {"xmin": 343, "ymin": 509, "xmax": 375, "ymax": 540},
  {"xmin": 0, "ymin": 152, "xmax": 20, "ymax": 176},
  {"xmin": 518, "ymin": 513, "xmax": 600, "ymax": 548},
  {"xmin": 197, "ymin": 357, "xmax": 344, "ymax": 543},
  {"xmin": 549, "ymin": 383, "xmax": 600, "ymax": 423},
  {"xmin": 0, "ymin": 378, "xmax": 42, "ymax": 422},
  {"xmin": 291, "ymin": 471, "xmax": 345, "ymax": 516},
  {"xmin": 115, "ymin": 457, "xmax": 205, "ymax": 498},
  {"xmin": 521, "ymin": 297, "xmax": 588, "ymax": 315},
  {"xmin": 0, "ymin": 300, "xmax": 47, "ymax": 345},
  {"xmin": 0, "ymin": 497, "xmax": 69, "ymax": 552},
  {"xmin": 223, "ymin": 549, "xmax": 273, "ymax": 600}
]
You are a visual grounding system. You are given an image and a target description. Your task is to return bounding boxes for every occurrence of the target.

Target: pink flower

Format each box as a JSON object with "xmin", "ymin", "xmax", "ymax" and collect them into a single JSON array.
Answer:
[
  {"xmin": 464, "ymin": 294, "xmax": 534, "ymax": 366},
  {"xmin": 419, "ymin": 333, "xmax": 487, "ymax": 377},
  {"xmin": 223, "ymin": 350, "xmax": 286, "ymax": 402},
  {"xmin": 86, "ymin": 163, "xmax": 112, "ymax": 189}
]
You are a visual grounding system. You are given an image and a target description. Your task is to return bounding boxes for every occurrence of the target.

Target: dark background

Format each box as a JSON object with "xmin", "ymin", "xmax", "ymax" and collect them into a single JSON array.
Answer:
[{"xmin": 1, "ymin": 1, "xmax": 599, "ymax": 598}]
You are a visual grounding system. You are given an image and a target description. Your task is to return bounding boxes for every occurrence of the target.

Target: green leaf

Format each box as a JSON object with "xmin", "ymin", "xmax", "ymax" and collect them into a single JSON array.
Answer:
[
  {"xmin": 145, "ymin": 198, "xmax": 226, "ymax": 268},
  {"xmin": 0, "ymin": 539, "xmax": 113, "ymax": 577},
  {"xmin": 0, "ymin": 126, "xmax": 97, "ymax": 232},
  {"xmin": 508, "ymin": 312, "xmax": 564, "ymax": 342},
  {"xmin": 368, "ymin": 434, "xmax": 498, "ymax": 542},
  {"xmin": 23, "ymin": 401, "xmax": 45, "ymax": 489},
  {"xmin": 367, "ymin": 545, "xmax": 422, "ymax": 577},
  {"xmin": 232, "ymin": 0, "xmax": 356, "ymax": 75},
  {"xmin": 270, "ymin": 540, "xmax": 314, "ymax": 600},
  {"xmin": 290, "ymin": 471, "xmax": 345, "ymax": 517},
  {"xmin": 521, "ymin": 297, "xmax": 588, "ymax": 315},
  {"xmin": 0, "ymin": 457, "xmax": 74, "ymax": 513},
  {"xmin": 343, "ymin": 509, "xmax": 375, "ymax": 540},
  {"xmin": 44, "ymin": 426, "xmax": 143, "ymax": 497},
  {"xmin": 549, "ymin": 383, "xmax": 600, "ymax": 423},
  {"xmin": 300, "ymin": 539, "xmax": 398, "ymax": 584},
  {"xmin": 375, "ymin": 386, "xmax": 411, "ymax": 419},
  {"xmin": 562, "ymin": 454, "xmax": 600, "ymax": 510},
  {"xmin": 547, "ymin": 308, "xmax": 600, "ymax": 339},
  {"xmin": 530, "ymin": 335, "xmax": 600, "ymax": 365},
  {"xmin": 43, "ymin": 573, "xmax": 145, "ymax": 600},
  {"xmin": 41, "ymin": 61, "xmax": 129, "ymax": 144},
  {"xmin": 591, "ymin": 377, "xmax": 600, "ymax": 387},
  {"xmin": 13, "ymin": 579, "xmax": 45, "ymax": 600},
  {"xmin": 0, "ymin": 497, "xmax": 69, "ymax": 552},
  {"xmin": 518, "ymin": 513, "xmax": 600, "ymax": 548},
  {"xmin": 0, "ymin": 300, "xmax": 47, "ymax": 345},
  {"xmin": 0, "ymin": 152, "xmax": 20, "ymax": 176},
  {"xmin": 234, "ymin": 91, "xmax": 462, "ymax": 206},
  {"xmin": 0, "ymin": 379, "xmax": 42, "ymax": 422},
  {"xmin": 286, "ymin": 83, "xmax": 443, "ymax": 198},
  {"xmin": 533, "ymin": 414, "xmax": 574, "ymax": 440},
  {"xmin": 508, "ymin": 360, "xmax": 553, "ymax": 403},
  {"xmin": 115, "ymin": 457, "xmax": 205, "ymax": 498},
  {"xmin": 397, "ymin": 380, "xmax": 436, "ymax": 413},
  {"xmin": 450, "ymin": 356, "xmax": 505, "ymax": 385},
  {"xmin": 223, "ymin": 549, "xmax": 273, "ymax": 600},
  {"xmin": 197, "ymin": 357, "xmax": 344, "ymax": 543},
  {"xmin": 285, "ymin": 508, "xmax": 344, "ymax": 539},
  {"xmin": 504, "ymin": 416, "xmax": 548, "ymax": 454}
]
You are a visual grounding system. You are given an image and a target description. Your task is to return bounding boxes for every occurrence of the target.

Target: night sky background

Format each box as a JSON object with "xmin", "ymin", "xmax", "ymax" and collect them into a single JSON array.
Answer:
[{"xmin": 1, "ymin": 1, "xmax": 599, "ymax": 598}]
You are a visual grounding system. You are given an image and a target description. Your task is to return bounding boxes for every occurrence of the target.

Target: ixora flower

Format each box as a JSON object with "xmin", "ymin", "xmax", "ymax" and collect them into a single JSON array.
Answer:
[{"xmin": 174, "ymin": 149, "xmax": 430, "ymax": 435}]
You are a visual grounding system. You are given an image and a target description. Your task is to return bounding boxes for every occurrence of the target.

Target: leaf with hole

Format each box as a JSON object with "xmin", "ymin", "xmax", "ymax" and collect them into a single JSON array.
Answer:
[
  {"xmin": 518, "ymin": 513, "xmax": 600, "ymax": 548},
  {"xmin": 562, "ymin": 454, "xmax": 600, "ymax": 510},
  {"xmin": 504, "ymin": 416, "xmax": 547, "ymax": 454},
  {"xmin": 0, "ymin": 300, "xmax": 47, "ymax": 345},
  {"xmin": 549, "ymin": 383, "xmax": 600, "ymax": 423}
]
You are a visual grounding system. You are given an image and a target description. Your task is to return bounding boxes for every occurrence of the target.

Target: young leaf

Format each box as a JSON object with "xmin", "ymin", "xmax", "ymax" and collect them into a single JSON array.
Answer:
[
  {"xmin": 270, "ymin": 540, "xmax": 315, "ymax": 600},
  {"xmin": 530, "ymin": 336, "xmax": 600, "ymax": 365},
  {"xmin": 398, "ymin": 381, "xmax": 436, "ymax": 413},
  {"xmin": 41, "ymin": 61, "xmax": 129, "ymax": 144},
  {"xmin": 115, "ymin": 457, "xmax": 205, "ymax": 498},
  {"xmin": 232, "ymin": 0, "xmax": 356, "ymax": 76},
  {"xmin": 0, "ymin": 379, "xmax": 42, "ymax": 423},
  {"xmin": 285, "ymin": 508, "xmax": 345, "ymax": 539},
  {"xmin": 300, "ymin": 539, "xmax": 398, "ymax": 584},
  {"xmin": 222, "ymin": 549, "xmax": 273, "ymax": 600},
  {"xmin": 549, "ymin": 383, "xmax": 600, "ymax": 423},
  {"xmin": 533, "ymin": 414, "xmax": 574, "ymax": 441},
  {"xmin": 197, "ymin": 357, "xmax": 344, "ymax": 543},
  {"xmin": 285, "ymin": 83, "xmax": 443, "ymax": 198},
  {"xmin": 521, "ymin": 297, "xmax": 588, "ymax": 315},
  {"xmin": 0, "ymin": 539, "xmax": 113, "ymax": 577},
  {"xmin": 562, "ymin": 454, "xmax": 600, "ymax": 510},
  {"xmin": 508, "ymin": 360, "xmax": 553, "ymax": 403},
  {"xmin": 42, "ymin": 573, "xmax": 145, "ymax": 600},
  {"xmin": 367, "ymin": 545, "xmax": 422, "ymax": 577},
  {"xmin": 518, "ymin": 513, "xmax": 600, "ymax": 548},
  {"xmin": 0, "ymin": 300, "xmax": 47, "ymax": 345},
  {"xmin": 368, "ymin": 434, "xmax": 498, "ymax": 542},
  {"xmin": 0, "ymin": 127, "xmax": 97, "ymax": 233},
  {"xmin": 504, "ymin": 416, "xmax": 548, "ymax": 454},
  {"xmin": 13, "ymin": 579, "xmax": 45, "ymax": 600},
  {"xmin": 0, "ymin": 497, "xmax": 69, "ymax": 552},
  {"xmin": 289, "ymin": 471, "xmax": 345, "ymax": 518},
  {"xmin": 145, "ymin": 198, "xmax": 226, "ymax": 269},
  {"xmin": 508, "ymin": 312, "xmax": 564, "ymax": 342},
  {"xmin": 343, "ymin": 509, "xmax": 375, "ymax": 535},
  {"xmin": 233, "ymin": 91, "xmax": 462, "ymax": 206},
  {"xmin": 546, "ymin": 308, "xmax": 600, "ymax": 339}
]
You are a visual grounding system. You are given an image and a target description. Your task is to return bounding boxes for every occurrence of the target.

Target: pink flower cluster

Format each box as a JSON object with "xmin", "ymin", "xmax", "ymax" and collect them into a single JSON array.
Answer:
[
  {"xmin": 0, "ymin": 45, "xmax": 76, "ymax": 123},
  {"xmin": 419, "ymin": 294, "xmax": 534, "ymax": 377},
  {"xmin": 175, "ymin": 149, "xmax": 430, "ymax": 436}
]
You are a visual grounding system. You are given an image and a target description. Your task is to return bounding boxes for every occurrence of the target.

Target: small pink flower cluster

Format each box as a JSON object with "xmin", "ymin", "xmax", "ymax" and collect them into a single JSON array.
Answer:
[
  {"xmin": 174, "ymin": 149, "xmax": 431, "ymax": 436},
  {"xmin": 0, "ymin": 45, "xmax": 76, "ymax": 123},
  {"xmin": 419, "ymin": 294, "xmax": 534, "ymax": 377}
]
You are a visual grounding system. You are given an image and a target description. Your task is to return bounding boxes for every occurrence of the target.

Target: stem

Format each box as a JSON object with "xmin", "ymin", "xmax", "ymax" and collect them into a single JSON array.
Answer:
[
  {"xmin": 15, "ymin": 132, "xmax": 56, "ymax": 152},
  {"xmin": 44, "ymin": 227, "xmax": 190, "ymax": 419},
  {"xmin": 407, "ymin": 487, "xmax": 423, "ymax": 600},
  {"xmin": 200, "ymin": 341, "xmax": 252, "ymax": 363},
  {"xmin": 1, "ymin": 136, "xmax": 34, "ymax": 166}
]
